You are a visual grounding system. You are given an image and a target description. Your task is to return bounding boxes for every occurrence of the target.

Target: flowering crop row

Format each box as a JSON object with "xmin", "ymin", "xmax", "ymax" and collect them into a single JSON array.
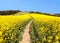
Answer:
[
  {"xmin": 0, "ymin": 14, "xmax": 31, "ymax": 43},
  {"xmin": 30, "ymin": 14, "xmax": 60, "ymax": 43}
]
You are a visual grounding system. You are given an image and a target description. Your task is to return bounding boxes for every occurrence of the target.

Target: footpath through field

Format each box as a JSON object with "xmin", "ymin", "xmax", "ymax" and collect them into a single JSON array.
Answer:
[{"xmin": 19, "ymin": 20, "xmax": 32, "ymax": 43}]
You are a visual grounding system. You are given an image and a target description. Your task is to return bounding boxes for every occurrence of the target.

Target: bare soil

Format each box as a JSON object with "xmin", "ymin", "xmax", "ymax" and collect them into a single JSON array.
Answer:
[{"xmin": 19, "ymin": 21, "xmax": 32, "ymax": 43}]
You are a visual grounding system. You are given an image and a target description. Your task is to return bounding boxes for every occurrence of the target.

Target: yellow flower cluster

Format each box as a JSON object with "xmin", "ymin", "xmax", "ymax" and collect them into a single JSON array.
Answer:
[
  {"xmin": 30, "ymin": 14, "xmax": 60, "ymax": 43},
  {"xmin": 0, "ymin": 14, "xmax": 31, "ymax": 43}
]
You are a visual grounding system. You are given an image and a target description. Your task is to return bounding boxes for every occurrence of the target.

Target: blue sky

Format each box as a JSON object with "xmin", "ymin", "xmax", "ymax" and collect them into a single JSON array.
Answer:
[{"xmin": 0, "ymin": 0, "xmax": 60, "ymax": 13}]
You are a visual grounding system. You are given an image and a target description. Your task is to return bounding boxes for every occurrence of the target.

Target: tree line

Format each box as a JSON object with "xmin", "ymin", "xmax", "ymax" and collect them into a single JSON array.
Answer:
[
  {"xmin": 0, "ymin": 10, "xmax": 21, "ymax": 15},
  {"xmin": 0, "ymin": 10, "xmax": 60, "ymax": 17},
  {"xmin": 29, "ymin": 11, "xmax": 60, "ymax": 17}
]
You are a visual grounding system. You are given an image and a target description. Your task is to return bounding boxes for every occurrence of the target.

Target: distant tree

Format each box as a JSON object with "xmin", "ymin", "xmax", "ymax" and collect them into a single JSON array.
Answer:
[
  {"xmin": 54, "ymin": 14, "xmax": 60, "ymax": 17},
  {"xmin": 30, "ymin": 11, "xmax": 43, "ymax": 14},
  {"xmin": 0, "ymin": 10, "xmax": 21, "ymax": 15},
  {"xmin": 30, "ymin": 11, "xmax": 34, "ymax": 13},
  {"xmin": 34, "ymin": 12, "xmax": 42, "ymax": 14}
]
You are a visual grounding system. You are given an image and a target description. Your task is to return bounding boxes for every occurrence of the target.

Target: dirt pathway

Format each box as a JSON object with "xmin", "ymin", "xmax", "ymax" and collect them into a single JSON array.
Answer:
[{"xmin": 19, "ymin": 21, "xmax": 32, "ymax": 43}]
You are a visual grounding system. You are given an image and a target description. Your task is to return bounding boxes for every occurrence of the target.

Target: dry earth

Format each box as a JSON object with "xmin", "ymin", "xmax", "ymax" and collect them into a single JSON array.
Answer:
[{"xmin": 19, "ymin": 21, "xmax": 32, "ymax": 43}]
